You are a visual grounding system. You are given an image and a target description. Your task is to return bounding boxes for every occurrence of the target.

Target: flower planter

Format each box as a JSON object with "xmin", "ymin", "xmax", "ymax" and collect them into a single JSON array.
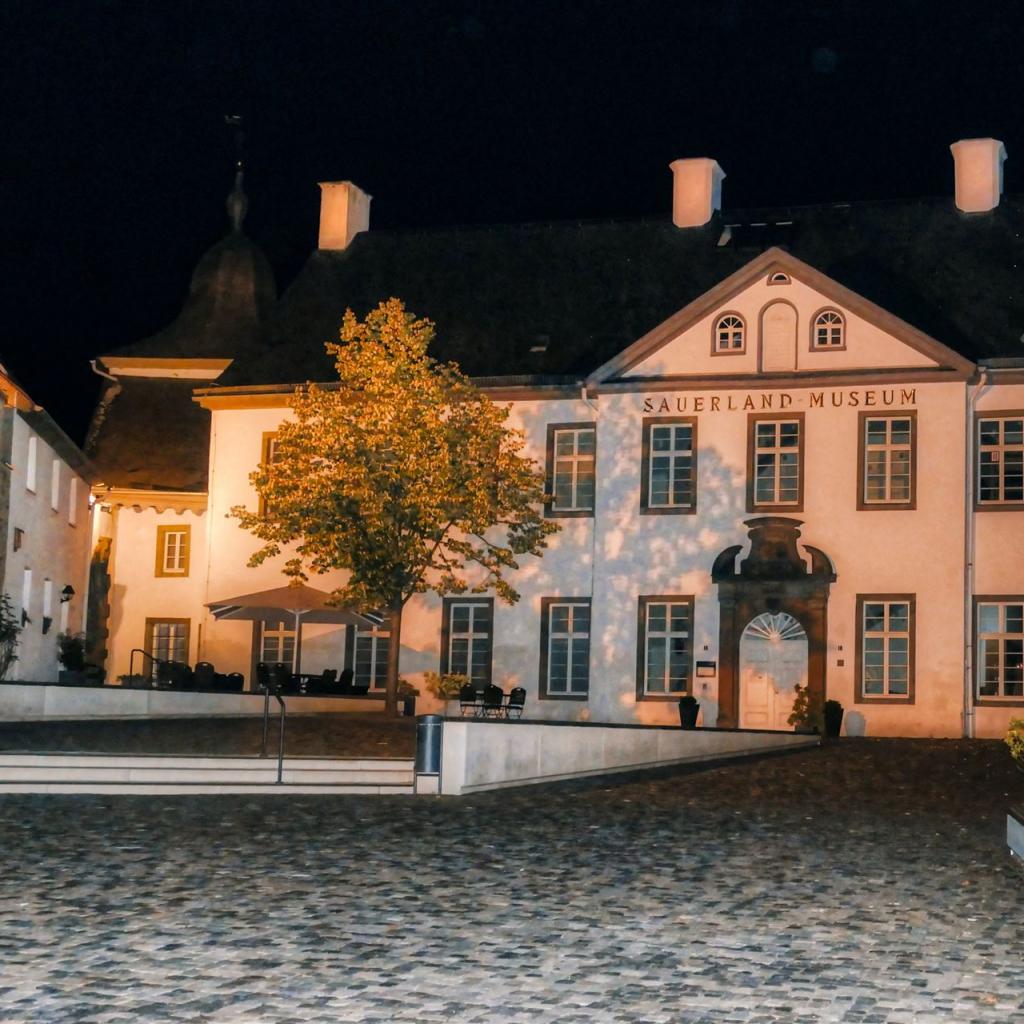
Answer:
[{"xmin": 678, "ymin": 698, "xmax": 700, "ymax": 729}]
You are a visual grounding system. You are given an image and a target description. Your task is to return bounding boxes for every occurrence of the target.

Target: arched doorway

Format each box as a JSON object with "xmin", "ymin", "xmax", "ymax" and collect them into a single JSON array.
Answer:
[
  {"xmin": 712, "ymin": 517, "xmax": 836, "ymax": 729},
  {"xmin": 738, "ymin": 612, "xmax": 808, "ymax": 730}
]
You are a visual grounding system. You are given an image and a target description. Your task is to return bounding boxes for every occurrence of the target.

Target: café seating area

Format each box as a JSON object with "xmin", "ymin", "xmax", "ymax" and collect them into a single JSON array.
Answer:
[{"xmin": 458, "ymin": 682, "xmax": 526, "ymax": 719}]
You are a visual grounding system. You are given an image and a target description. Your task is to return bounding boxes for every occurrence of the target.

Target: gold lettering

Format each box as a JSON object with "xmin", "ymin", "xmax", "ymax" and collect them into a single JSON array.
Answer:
[
  {"xmin": 658, "ymin": 398, "xmax": 670, "ymax": 413},
  {"xmin": 761, "ymin": 394, "xmax": 774, "ymax": 409},
  {"xmin": 643, "ymin": 398, "xmax": 654, "ymax": 412},
  {"xmin": 728, "ymin": 395, "xmax": 737, "ymax": 410},
  {"xmin": 779, "ymin": 394, "xmax": 792, "ymax": 408},
  {"xmin": 831, "ymin": 392, "xmax": 843, "ymax": 407},
  {"xmin": 864, "ymin": 390, "xmax": 876, "ymax": 406},
  {"xmin": 810, "ymin": 392, "xmax": 824, "ymax": 408},
  {"xmin": 710, "ymin": 396, "xmax": 720, "ymax": 411},
  {"xmin": 849, "ymin": 391, "xmax": 860, "ymax": 407},
  {"xmin": 882, "ymin": 389, "xmax": 895, "ymax": 406},
  {"xmin": 744, "ymin": 396, "xmax": 755, "ymax": 410},
  {"xmin": 693, "ymin": 397, "xmax": 704, "ymax": 412},
  {"xmin": 675, "ymin": 397, "xmax": 687, "ymax": 412},
  {"xmin": 901, "ymin": 388, "xmax": 916, "ymax": 405}
]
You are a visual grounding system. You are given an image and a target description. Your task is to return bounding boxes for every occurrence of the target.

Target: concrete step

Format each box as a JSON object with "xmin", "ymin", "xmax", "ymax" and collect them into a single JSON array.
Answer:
[{"xmin": 0, "ymin": 754, "xmax": 416, "ymax": 795}]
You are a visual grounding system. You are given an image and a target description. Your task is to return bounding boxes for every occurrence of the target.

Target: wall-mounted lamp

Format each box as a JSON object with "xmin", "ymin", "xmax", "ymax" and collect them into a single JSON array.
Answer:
[{"xmin": 60, "ymin": 585, "xmax": 75, "ymax": 604}]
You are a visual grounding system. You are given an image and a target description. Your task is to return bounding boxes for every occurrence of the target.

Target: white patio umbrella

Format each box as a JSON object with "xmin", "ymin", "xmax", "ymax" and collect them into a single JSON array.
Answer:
[{"xmin": 206, "ymin": 584, "xmax": 383, "ymax": 674}]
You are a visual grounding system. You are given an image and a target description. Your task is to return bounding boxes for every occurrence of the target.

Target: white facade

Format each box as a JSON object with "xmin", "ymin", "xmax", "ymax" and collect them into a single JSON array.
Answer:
[
  {"xmin": 93, "ymin": 247, "xmax": 1024, "ymax": 739},
  {"xmin": 1, "ymin": 384, "xmax": 92, "ymax": 681}
]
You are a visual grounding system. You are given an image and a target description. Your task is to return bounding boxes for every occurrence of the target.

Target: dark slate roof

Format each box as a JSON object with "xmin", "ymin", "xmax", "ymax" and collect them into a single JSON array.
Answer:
[
  {"xmin": 87, "ymin": 378, "xmax": 210, "ymax": 491},
  {"xmin": 109, "ymin": 231, "xmax": 276, "ymax": 360},
  {"xmin": 221, "ymin": 194, "xmax": 1024, "ymax": 387}
]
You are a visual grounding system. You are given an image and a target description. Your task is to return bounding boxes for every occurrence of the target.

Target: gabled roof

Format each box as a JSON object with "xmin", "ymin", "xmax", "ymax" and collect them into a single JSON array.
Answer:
[
  {"xmin": 219, "ymin": 195, "xmax": 1024, "ymax": 388},
  {"xmin": 588, "ymin": 247, "xmax": 977, "ymax": 383}
]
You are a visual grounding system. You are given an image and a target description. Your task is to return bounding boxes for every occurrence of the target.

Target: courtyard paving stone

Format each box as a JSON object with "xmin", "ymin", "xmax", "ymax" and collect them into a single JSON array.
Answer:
[{"xmin": 0, "ymin": 737, "xmax": 1021, "ymax": 1022}]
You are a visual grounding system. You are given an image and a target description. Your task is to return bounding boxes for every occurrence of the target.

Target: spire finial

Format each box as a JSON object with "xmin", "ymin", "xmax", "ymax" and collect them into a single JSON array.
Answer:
[{"xmin": 224, "ymin": 114, "xmax": 247, "ymax": 233}]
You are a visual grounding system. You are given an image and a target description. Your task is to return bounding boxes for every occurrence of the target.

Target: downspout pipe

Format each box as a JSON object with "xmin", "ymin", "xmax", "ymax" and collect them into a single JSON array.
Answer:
[{"xmin": 963, "ymin": 368, "xmax": 989, "ymax": 738}]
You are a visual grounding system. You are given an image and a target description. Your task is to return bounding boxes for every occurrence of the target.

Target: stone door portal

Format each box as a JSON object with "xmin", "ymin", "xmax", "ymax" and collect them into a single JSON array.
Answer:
[{"xmin": 738, "ymin": 612, "xmax": 808, "ymax": 730}]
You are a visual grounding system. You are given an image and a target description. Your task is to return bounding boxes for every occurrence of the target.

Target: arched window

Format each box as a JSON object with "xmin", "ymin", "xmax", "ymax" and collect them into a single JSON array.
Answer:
[
  {"xmin": 714, "ymin": 313, "xmax": 745, "ymax": 353},
  {"xmin": 813, "ymin": 309, "xmax": 845, "ymax": 348},
  {"xmin": 768, "ymin": 272, "xmax": 791, "ymax": 285}
]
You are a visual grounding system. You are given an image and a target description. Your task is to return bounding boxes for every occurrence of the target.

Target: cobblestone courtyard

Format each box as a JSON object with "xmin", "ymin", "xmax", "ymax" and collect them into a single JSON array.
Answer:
[{"xmin": 1, "ymin": 738, "xmax": 1021, "ymax": 1023}]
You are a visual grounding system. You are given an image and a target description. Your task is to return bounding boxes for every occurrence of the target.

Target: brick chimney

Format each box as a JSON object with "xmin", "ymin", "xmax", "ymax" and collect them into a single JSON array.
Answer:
[
  {"xmin": 318, "ymin": 181, "xmax": 372, "ymax": 250},
  {"xmin": 670, "ymin": 158, "xmax": 725, "ymax": 228},
  {"xmin": 950, "ymin": 139, "xmax": 1006, "ymax": 213}
]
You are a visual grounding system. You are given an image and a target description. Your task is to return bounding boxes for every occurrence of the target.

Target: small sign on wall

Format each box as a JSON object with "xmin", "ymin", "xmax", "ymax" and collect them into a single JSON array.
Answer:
[{"xmin": 696, "ymin": 661, "xmax": 717, "ymax": 677}]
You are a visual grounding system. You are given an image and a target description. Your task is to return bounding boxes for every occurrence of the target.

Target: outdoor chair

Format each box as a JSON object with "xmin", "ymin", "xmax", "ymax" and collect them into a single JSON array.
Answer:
[
  {"xmin": 337, "ymin": 667, "xmax": 354, "ymax": 694},
  {"xmin": 504, "ymin": 686, "xmax": 526, "ymax": 719},
  {"xmin": 459, "ymin": 683, "xmax": 483, "ymax": 717},
  {"xmin": 268, "ymin": 662, "xmax": 292, "ymax": 693},
  {"xmin": 481, "ymin": 683, "xmax": 505, "ymax": 718},
  {"xmin": 222, "ymin": 672, "xmax": 245, "ymax": 692},
  {"xmin": 255, "ymin": 661, "xmax": 271, "ymax": 692},
  {"xmin": 193, "ymin": 661, "xmax": 216, "ymax": 690}
]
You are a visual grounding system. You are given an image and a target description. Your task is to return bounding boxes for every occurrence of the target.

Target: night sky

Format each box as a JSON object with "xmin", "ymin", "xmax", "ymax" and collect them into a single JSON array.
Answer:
[{"xmin": 2, "ymin": 0, "xmax": 1022, "ymax": 443}]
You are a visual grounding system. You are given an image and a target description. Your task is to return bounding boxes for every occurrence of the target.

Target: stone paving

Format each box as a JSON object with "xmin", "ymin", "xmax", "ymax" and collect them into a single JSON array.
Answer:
[{"xmin": 0, "ymin": 738, "xmax": 1021, "ymax": 1023}]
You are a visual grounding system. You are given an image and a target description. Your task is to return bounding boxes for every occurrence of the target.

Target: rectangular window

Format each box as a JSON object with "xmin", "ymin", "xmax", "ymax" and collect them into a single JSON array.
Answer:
[
  {"xmin": 747, "ymin": 414, "xmax": 804, "ymax": 512},
  {"xmin": 50, "ymin": 460, "xmax": 60, "ymax": 511},
  {"xmin": 976, "ymin": 600, "xmax": 1024, "ymax": 703},
  {"xmin": 856, "ymin": 595, "xmax": 915, "ymax": 703},
  {"xmin": 539, "ymin": 598, "xmax": 591, "ymax": 699},
  {"xmin": 21, "ymin": 568, "xmax": 32, "ymax": 618},
  {"xmin": 859, "ymin": 413, "xmax": 915, "ymax": 508},
  {"xmin": 258, "ymin": 432, "xmax": 280, "ymax": 518},
  {"xmin": 636, "ymin": 596, "xmax": 694, "ymax": 699},
  {"xmin": 260, "ymin": 621, "xmax": 296, "ymax": 667},
  {"xmin": 977, "ymin": 415, "xmax": 1024, "ymax": 508},
  {"xmin": 145, "ymin": 618, "xmax": 190, "ymax": 669},
  {"xmin": 441, "ymin": 598, "xmax": 493, "ymax": 687},
  {"xmin": 26, "ymin": 436, "xmax": 37, "ymax": 492},
  {"xmin": 155, "ymin": 525, "xmax": 191, "ymax": 577},
  {"xmin": 545, "ymin": 423, "xmax": 595, "ymax": 517},
  {"xmin": 640, "ymin": 418, "xmax": 697, "ymax": 514},
  {"xmin": 353, "ymin": 625, "xmax": 390, "ymax": 690},
  {"xmin": 68, "ymin": 478, "xmax": 78, "ymax": 526},
  {"xmin": 12, "ymin": 527, "xmax": 24, "ymax": 552}
]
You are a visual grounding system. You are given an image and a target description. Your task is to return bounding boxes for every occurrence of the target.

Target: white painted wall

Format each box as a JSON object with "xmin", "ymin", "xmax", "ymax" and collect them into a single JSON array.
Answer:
[{"xmin": 2, "ymin": 416, "xmax": 90, "ymax": 681}]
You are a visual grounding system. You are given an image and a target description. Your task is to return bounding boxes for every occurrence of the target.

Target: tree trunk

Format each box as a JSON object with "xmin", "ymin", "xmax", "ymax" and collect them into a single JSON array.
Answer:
[{"xmin": 384, "ymin": 599, "xmax": 404, "ymax": 717}]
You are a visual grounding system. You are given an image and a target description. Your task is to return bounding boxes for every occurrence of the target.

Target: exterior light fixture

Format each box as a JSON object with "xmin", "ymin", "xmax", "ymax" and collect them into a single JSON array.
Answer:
[{"xmin": 60, "ymin": 585, "xmax": 75, "ymax": 603}]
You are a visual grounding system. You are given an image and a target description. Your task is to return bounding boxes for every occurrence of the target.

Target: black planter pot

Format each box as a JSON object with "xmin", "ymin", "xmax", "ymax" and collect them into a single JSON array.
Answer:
[
  {"xmin": 678, "ymin": 699, "xmax": 700, "ymax": 729},
  {"xmin": 402, "ymin": 696, "xmax": 417, "ymax": 717},
  {"xmin": 823, "ymin": 703, "xmax": 844, "ymax": 738}
]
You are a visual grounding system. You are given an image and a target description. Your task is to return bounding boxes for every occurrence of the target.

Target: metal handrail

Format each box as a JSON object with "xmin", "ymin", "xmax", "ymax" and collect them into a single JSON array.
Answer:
[
  {"xmin": 128, "ymin": 648, "xmax": 160, "ymax": 681},
  {"xmin": 259, "ymin": 687, "xmax": 287, "ymax": 783}
]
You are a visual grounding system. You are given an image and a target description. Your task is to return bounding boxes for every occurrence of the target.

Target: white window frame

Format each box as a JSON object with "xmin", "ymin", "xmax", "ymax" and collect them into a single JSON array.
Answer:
[
  {"xmin": 353, "ymin": 625, "xmax": 391, "ymax": 690},
  {"xmin": 813, "ymin": 309, "xmax": 845, "ymax": 348},
  {"xmin": 50, "ymin": 460, "xmax": 60, "ymax": 511},
  {"xmin": 861, "ymin": 415, "xmax": 914, "ymax": 506},
  {"xmin": 643, "ymin": 419, "xmax": 697, "ymax": 512},
  {"xmin": 638, "ymin": 597, "xmax": 693, "ymax": 698},
  {"xmin": 21, "ymin": 568, "xmax": 32, "ymax": 618},
  {"xmin": 977, "ymin": 415, "xmax": 1024, "ymax": 507},
  {"xmin": 260, "ymin": 621, "xmax": 296, "ymax": 666},
  {"xmin": 976, "ymin": 600, "xmax": 1024, "ymax": 702},
  {"xmin": 540, "ymin": 599, "xmax": 590, "ymax": 698},
  {"xmin": 156, "ymin": 526, "xmax": 190, "ymax": 577},
  {"xmin": 547, "ymin": 425, "xmax": 596, "ymax": 516},
  {"xmin": 68, "ymin": 477, "xmax": 78, "ymax": 526},
  {"xmin": 857, "ymin": 597, "xmax": 914, "ymax": 701},
  {"xmin": 751, "ymin": 417, "xmax": 802, "ymax": 509},
  {"xmin": 442, "ymin": 599, "xmax": 493, "ymax": 687},
  {"xmin": 714, "ymin": 313, "xmax": 745, "ymax": 353}
]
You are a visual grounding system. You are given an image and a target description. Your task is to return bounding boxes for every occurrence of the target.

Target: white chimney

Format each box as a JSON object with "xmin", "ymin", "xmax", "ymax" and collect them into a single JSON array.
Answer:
[
  {"xmin": 670, "ymin": 157, "xmax": 725, "ymax": 228},
  {"xmin": 950, "ymin": 138, "xmax": 1006, "ymax": 213},
  {"xmin": 318, "ymin": 181, "xmax": 372, "ymax": 250}
]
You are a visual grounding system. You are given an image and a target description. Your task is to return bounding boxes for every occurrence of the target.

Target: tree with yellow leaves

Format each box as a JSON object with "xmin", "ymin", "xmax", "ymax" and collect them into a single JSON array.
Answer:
[{"xmin": 233, "ymin": 299, "xmax": 559, "ymax": 715}]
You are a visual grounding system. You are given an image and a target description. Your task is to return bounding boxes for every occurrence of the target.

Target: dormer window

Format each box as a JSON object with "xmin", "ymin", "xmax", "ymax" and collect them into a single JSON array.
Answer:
[
  {"xmin": 768, "ymin": 272, "xmax": 791, "ymax": 285},
  {"xmin": 813, "ymin": 309, "xmax": 845, "ymax": 348},
  {"xmin": 714, "ymin": 313, "xmax": 745, "ymax": 354}
]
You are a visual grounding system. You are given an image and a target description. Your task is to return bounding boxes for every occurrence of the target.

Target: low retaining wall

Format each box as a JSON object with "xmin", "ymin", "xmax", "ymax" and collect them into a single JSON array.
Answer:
[
  {"xmin": 436, "ymin": 719, "xmax": 818, "ymax": 795},
  {"xmin": 0, "ymin": 682, "xmax": 383, "ymax": 720}
]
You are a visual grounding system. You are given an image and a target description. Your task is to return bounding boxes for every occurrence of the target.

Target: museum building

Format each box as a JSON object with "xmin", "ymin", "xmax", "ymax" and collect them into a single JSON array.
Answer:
[{"xmin": 86, "ymin": 138, "xmax": 1024, "ymax": 738}]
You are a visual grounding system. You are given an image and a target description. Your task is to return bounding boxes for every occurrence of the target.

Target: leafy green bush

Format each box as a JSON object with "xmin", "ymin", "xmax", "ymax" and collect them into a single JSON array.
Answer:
[
  {"xmin": 423, "ymin": 671, "xmax": 469, "ymax": 700},
  {"xmin": 787, "ymin": 683, "xmax": 824, "ymax": 733},
  {"xmin": 1006, "ymin": 718, "xmax": 1024, "ymax": 768}
]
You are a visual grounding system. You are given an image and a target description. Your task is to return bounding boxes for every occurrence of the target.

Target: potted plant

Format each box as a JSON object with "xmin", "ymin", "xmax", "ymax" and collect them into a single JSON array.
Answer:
[
  {"xmin": 1006, "ymin": 718, "xmax": 1024, "ymax": 773},
  {"xmin": 398, "ymin": 679, "xmax": 419, "ymax": 717},
  {"xmin": 787, "ymin": 684, "xmax": 824, "ymax": 734},
  {"xmin": 678, "ymin": 693, "xmax": 700, "ymax": 729},
  {"xmin": 0, "ymin": 593, "xmax": 20, "ymax": 681},
  {"xmin": 57, "ymin": 632, "xmax": 88, "ymax": 684},
  {"xmin": 423, "ymin": 671, "xmax": 469, "ymax": 715},
  {"xmin": 823, "ymin": 698, "xmax": 844, "ymax": 738}
]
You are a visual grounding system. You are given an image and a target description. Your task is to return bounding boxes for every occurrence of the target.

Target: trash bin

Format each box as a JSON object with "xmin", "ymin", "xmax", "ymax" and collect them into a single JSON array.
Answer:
[{"xmin": 415, "ymin": 714, "xmax": 444, "ymax": 776}]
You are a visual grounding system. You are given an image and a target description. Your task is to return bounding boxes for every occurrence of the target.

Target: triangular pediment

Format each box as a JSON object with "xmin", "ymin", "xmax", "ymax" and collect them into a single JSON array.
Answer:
[{"xmin": 588, "ymin": 248, "xmax": 975, "ymax": 384}]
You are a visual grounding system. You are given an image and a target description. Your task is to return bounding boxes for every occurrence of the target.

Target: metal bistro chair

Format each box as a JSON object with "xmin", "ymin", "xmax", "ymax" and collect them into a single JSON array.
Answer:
[
  {"xmin": 255, "ymin": 661, "xmax": 272, "ymax": 692},
  {"xmin": 459, "ymin": 682, "xmax": 481, "ymax": 717},
  {"xmin": 504, "ymin": 686, "xmax": 526, "ymax": 720},
  {"xmin": 481, "ymin": 683, "xmax": 505, "ymax": 718},
  {"xmin": 193, "ymin": 661, "xmax": 216, "ymax": 691},
  {"xmin": 268, "ymin": 662, "xmax": 293, "ymax": 694}
]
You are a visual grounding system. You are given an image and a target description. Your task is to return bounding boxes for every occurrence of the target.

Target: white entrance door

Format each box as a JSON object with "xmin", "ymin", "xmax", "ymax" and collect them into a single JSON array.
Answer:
[{"xmin": 739, "ymin": 612, "xmax": 808, "ymax": 730}]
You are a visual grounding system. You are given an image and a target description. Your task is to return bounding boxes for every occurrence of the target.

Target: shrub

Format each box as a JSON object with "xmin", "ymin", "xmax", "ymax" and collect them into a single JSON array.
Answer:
[
  {"xmin": 787, "ymin": 683, "xmax": 824, "ymax": 733},
  {"xmin": 57, "ymin": 632, "xmax": 87, "ymax": 672},
  {"xmin": 0, "ymin": 593, "xmax": 20, "ymax": 680},
  {"xmin": 423, "ymin": 671, "xmax": 469, "ymax": 700},
  {"xmin": 1006, "ymin": 718, "xmax": 1024, "ymax": 768}
]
